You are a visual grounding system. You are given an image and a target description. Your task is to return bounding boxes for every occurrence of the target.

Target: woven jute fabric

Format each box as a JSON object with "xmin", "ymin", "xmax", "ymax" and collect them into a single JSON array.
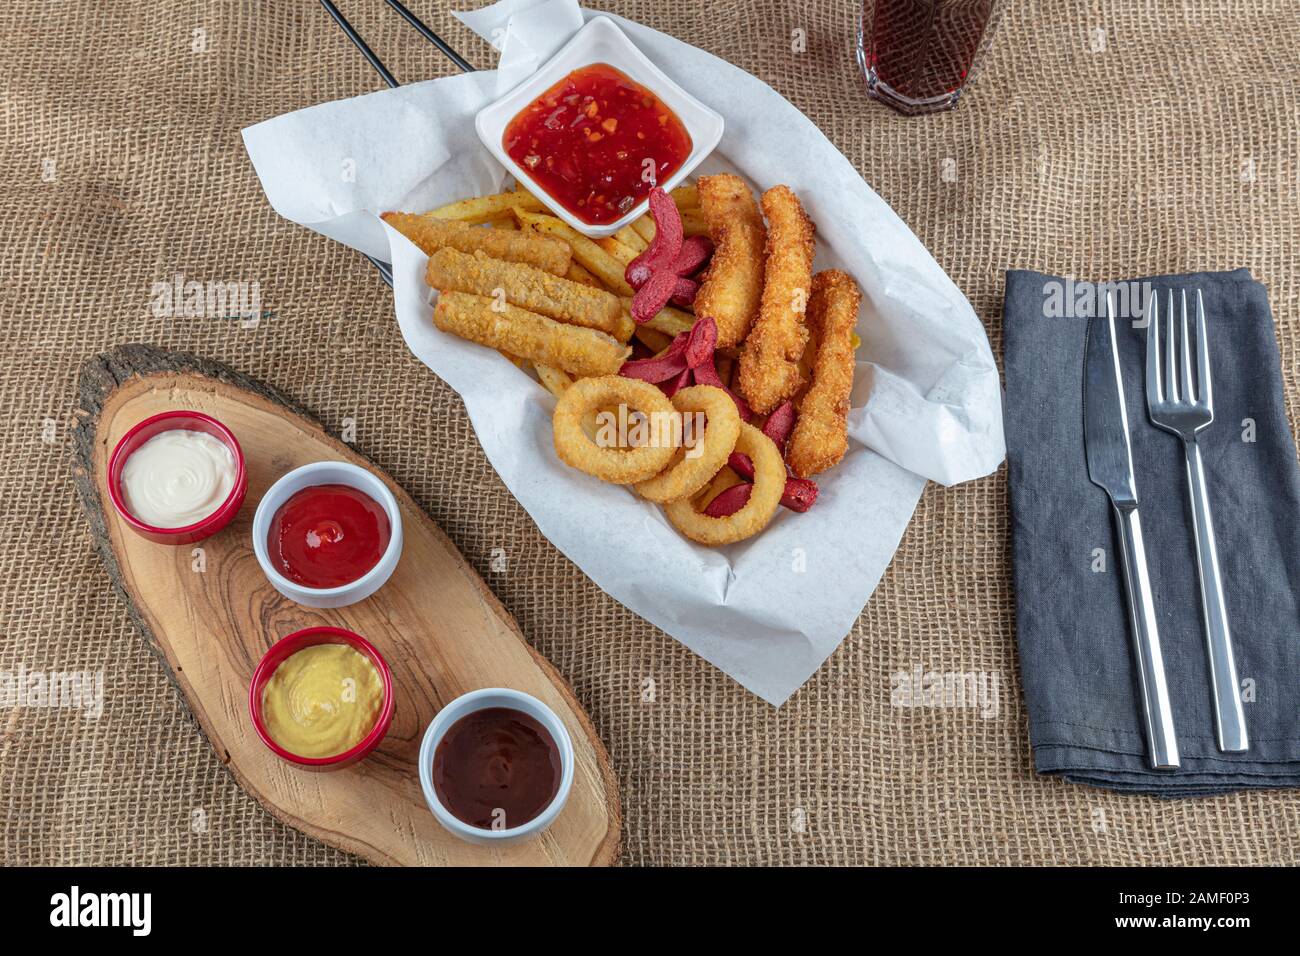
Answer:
[{"xmin": 2, "ymin": 0, "xmax": 1298, "ymax": 866}]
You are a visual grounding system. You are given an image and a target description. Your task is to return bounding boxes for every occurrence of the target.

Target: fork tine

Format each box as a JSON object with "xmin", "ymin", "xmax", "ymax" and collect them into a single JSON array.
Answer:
[
  {"xmin": 1145, "ymin": 286, "xmax": 1162, "ymax": 404},
  {"xmin": 1180, "ymin": 288, "xmax": 1195, "ymax": 403},
  {"xmin": 1165, "ymin": 288, "xmax": 1179, "ymax": 402},
  {"xmin": 1195, "ymin": 288, "xmax": 1212, "ymax": 409}
]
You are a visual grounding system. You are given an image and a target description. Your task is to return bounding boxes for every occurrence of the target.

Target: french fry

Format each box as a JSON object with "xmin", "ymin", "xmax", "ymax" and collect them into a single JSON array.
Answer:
[
  {"xmin": 425, "ymin": 190, "xmax": 544, "ymax": 225},
  {"xmin": 650, "ymin": 304, "xmax": 696, "ymax": 336},
  {"xmin": 620, "ymin": 298, "xmax": 695, "ymax": 338},
  {"xmin": 515, "ymin": 210, "xmax": 634, "ymax": 295},
  {"xmin": 681, "ymin": 208, "xmax": 709, "ymax": 238},
  {"xmin": 716, "ymin": 354, "xmax": 734, "ymax": 388},
  {"xmin": 382, "ymin": 212, "xmax": 571, "ymax": 275},
  {"xmin": 629, "ymin": 188, "xmax": 698, "ymax": 245},
  {"xmin": 596, "ymin": 236, "xmax": 639, "ymax": 266},
  {"xmin": 671, "ymin": 183, "xmax": 699, "ymax": 209},
  {"xmin": 566, "ymin": 262, "xmax": 604, "ymax": 289},
  {"xmin": 534, "ymin": 363, "xmax": 573, "ymax": 397},
  {"xmin": 634, "ymin": 325, "xmax": 673, "ymax": 354},
  {"xmin": 614, "ymin": 225, "xmax": 647, "ymax": 252},
  {"xmin": 692, "ymin": 464, "xmax": 744, "ymax": 510},
  {"xmin": 631, "ymin": 215, "xmax": 656, "ymax": 245}
]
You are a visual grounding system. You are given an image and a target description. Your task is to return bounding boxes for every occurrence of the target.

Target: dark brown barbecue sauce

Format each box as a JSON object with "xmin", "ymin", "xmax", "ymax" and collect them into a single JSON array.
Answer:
[{"xmin": 432, "ymin": 707, "xmax": 562, "ymax": 830}]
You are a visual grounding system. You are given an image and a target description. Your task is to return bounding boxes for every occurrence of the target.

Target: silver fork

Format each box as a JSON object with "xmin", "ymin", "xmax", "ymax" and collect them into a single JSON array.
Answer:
[{"xmin": 1145, "ymin": 288, "xmax": 1249, "ymax": 752}]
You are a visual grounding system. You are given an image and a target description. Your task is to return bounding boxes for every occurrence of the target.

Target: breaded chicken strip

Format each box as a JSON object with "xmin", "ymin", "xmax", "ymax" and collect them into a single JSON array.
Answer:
[
  {"xmin": 737, "ymin": 185, "xmax": 816, "ymax": 414},
  {"xmin": 786, "ymin": 270, "xmax": 861, "ymax": 478},
  {"xmin": 693, "ymin": 174, "xmax": 766, "ymax": 348},
  {"xmin": 382, "ymin": 212, "xmax": 571, "ymax": 275},
  {"xmin": 426, "ymin": 248, "xmax": 632, "ymax": 340},
  {"xmin": 433, "ymin": 291, "xmax": 629, "ymax": 377}
]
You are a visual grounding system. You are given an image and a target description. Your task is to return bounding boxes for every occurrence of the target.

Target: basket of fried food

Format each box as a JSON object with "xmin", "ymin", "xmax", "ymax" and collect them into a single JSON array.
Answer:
[{"xmin": 382, "ymin": 173, "xmax": 861, "ymax": 546}]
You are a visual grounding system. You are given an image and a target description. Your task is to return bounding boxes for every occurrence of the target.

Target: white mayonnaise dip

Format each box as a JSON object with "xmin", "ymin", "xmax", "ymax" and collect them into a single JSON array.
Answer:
[{"xmin": 120, "ymin": 429, "xmax": 236, "ymax": 528}]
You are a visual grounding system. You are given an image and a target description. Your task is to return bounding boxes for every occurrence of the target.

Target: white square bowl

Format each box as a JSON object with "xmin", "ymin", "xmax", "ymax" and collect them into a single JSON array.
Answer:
[{"xmin": 475, "ymin": 15, "xmax": 724, "ymax": 239}]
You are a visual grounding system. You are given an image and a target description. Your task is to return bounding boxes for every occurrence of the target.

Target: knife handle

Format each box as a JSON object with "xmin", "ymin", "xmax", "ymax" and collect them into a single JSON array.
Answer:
[{"xmin": 1113, "ymin": 504, "xmax": 1181, "ymax": 770}]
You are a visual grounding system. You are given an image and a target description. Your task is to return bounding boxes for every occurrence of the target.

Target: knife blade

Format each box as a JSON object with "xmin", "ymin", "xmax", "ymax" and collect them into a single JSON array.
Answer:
[
  {"xmin": 1084, "ymin": 304, "xmax": 1137, "ymax": 505},
  {"xmin": 1083, "ymin": 293, "xmax": 1179, "ymax": 770}
]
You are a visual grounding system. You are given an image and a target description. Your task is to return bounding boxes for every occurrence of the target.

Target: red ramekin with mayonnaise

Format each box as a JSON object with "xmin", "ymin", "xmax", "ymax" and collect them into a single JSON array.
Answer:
[{"xmin": 107, "ymin": 410, "xmax": 247, "ymax": 545}]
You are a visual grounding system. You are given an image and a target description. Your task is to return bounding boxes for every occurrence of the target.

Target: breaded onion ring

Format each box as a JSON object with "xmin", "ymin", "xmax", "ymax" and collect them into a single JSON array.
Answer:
[
  {"xmin": 552, "ymin": 376, "xmax": 682, "ymax": 484},
  {"xmin": 664, "ymin": 423, "xmax": 783, "ymax": 545},
  {"xmin": 634, "ymin": 386, "xmax": 741, "ymax": 504}
]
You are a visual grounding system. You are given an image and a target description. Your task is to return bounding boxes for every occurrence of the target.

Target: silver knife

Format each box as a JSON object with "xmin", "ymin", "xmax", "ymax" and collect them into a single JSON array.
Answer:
[{"xmin": 1084, "ymin": 294, "xmax": 1180, "ymax": 770}]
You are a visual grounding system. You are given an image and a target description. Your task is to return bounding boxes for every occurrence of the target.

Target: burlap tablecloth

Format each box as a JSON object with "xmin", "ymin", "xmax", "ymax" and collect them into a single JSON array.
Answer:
[{"xmin": 2, "ymin": 0, "xmax": 1297, "ymax": 866}]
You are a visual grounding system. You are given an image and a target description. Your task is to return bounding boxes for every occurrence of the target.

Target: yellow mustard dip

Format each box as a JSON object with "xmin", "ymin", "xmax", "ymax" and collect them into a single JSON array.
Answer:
[{"xmin": 262, "ymin": 644, "xmax": 383, "ymax": 758}]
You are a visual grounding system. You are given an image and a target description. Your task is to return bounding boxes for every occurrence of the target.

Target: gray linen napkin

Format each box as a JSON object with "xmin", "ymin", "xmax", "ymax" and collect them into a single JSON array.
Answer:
[{"xmin": 1005, "ymin": 268, "xmax": 1300, "ymax": 796}]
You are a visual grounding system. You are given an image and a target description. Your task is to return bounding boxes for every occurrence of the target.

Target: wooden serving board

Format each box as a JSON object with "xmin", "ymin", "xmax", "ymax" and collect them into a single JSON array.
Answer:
[{"xmin": 71, "ymin": 345, "xmax": 620, "ymax": 866}]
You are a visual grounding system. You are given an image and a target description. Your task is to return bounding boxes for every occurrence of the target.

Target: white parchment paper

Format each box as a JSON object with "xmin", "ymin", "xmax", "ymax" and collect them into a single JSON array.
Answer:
[{"xmin": 242, "ymin": 1, "xmax": 1005, "ymax": 704}]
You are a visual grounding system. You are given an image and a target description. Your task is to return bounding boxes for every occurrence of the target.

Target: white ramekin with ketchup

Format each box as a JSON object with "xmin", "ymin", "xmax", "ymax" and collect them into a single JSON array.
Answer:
[{"xmin": 252, "ymin": 461, "xmax": 403, "ymax": 609}]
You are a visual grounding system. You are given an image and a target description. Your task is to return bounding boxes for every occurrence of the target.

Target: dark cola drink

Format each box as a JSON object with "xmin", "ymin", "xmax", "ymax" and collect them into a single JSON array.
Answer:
[{"xmin": 858, "ymin": 0, "xmax": 999, "ymax": 115}]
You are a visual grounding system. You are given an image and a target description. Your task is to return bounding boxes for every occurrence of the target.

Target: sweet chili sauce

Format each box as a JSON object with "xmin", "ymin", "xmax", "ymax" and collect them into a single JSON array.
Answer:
[
  {"xmin": 503, "ymin": 62, "xmax": 692, "ymax": 225},
  {"xmin": 267, "ymin": 484, "xmax": 391, "ymax": 589}
]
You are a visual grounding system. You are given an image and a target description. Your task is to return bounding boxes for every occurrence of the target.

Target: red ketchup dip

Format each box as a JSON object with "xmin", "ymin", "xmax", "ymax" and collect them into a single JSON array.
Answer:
[
  {"xmin": 432, "ymin": 707, "xmax": 562, "ymax": 830},
  {"xmin": 503, "ymin": 62, "xmax": 692, "ymax": 225},
  {"xmin": 266, "ymin": 483, "xmax": 391, "ymax": 589}
]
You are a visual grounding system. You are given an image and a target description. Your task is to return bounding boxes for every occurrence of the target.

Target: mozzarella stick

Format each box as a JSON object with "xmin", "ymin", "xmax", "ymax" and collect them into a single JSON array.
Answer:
[
  {"xmin": 693, "ymin": 174, "xmax": 766, "ymax": 348},
  {"xmin": 433, "ymin": 291, "xmax": 629, "ymax": 377},
  {"xmin": 382, "ymin": 212, "xmax": 571, "ymax": 275},
  {"xmin": 426, "ymin": 248, "xmax": 631, "ymax": 340},
  {"xmin": 737, "ymin": 185, "xmax": 815, "ymax": 414},
  {"xmin": 786, "ymin": 270, "xmax": 861, "ymax": 478}
]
